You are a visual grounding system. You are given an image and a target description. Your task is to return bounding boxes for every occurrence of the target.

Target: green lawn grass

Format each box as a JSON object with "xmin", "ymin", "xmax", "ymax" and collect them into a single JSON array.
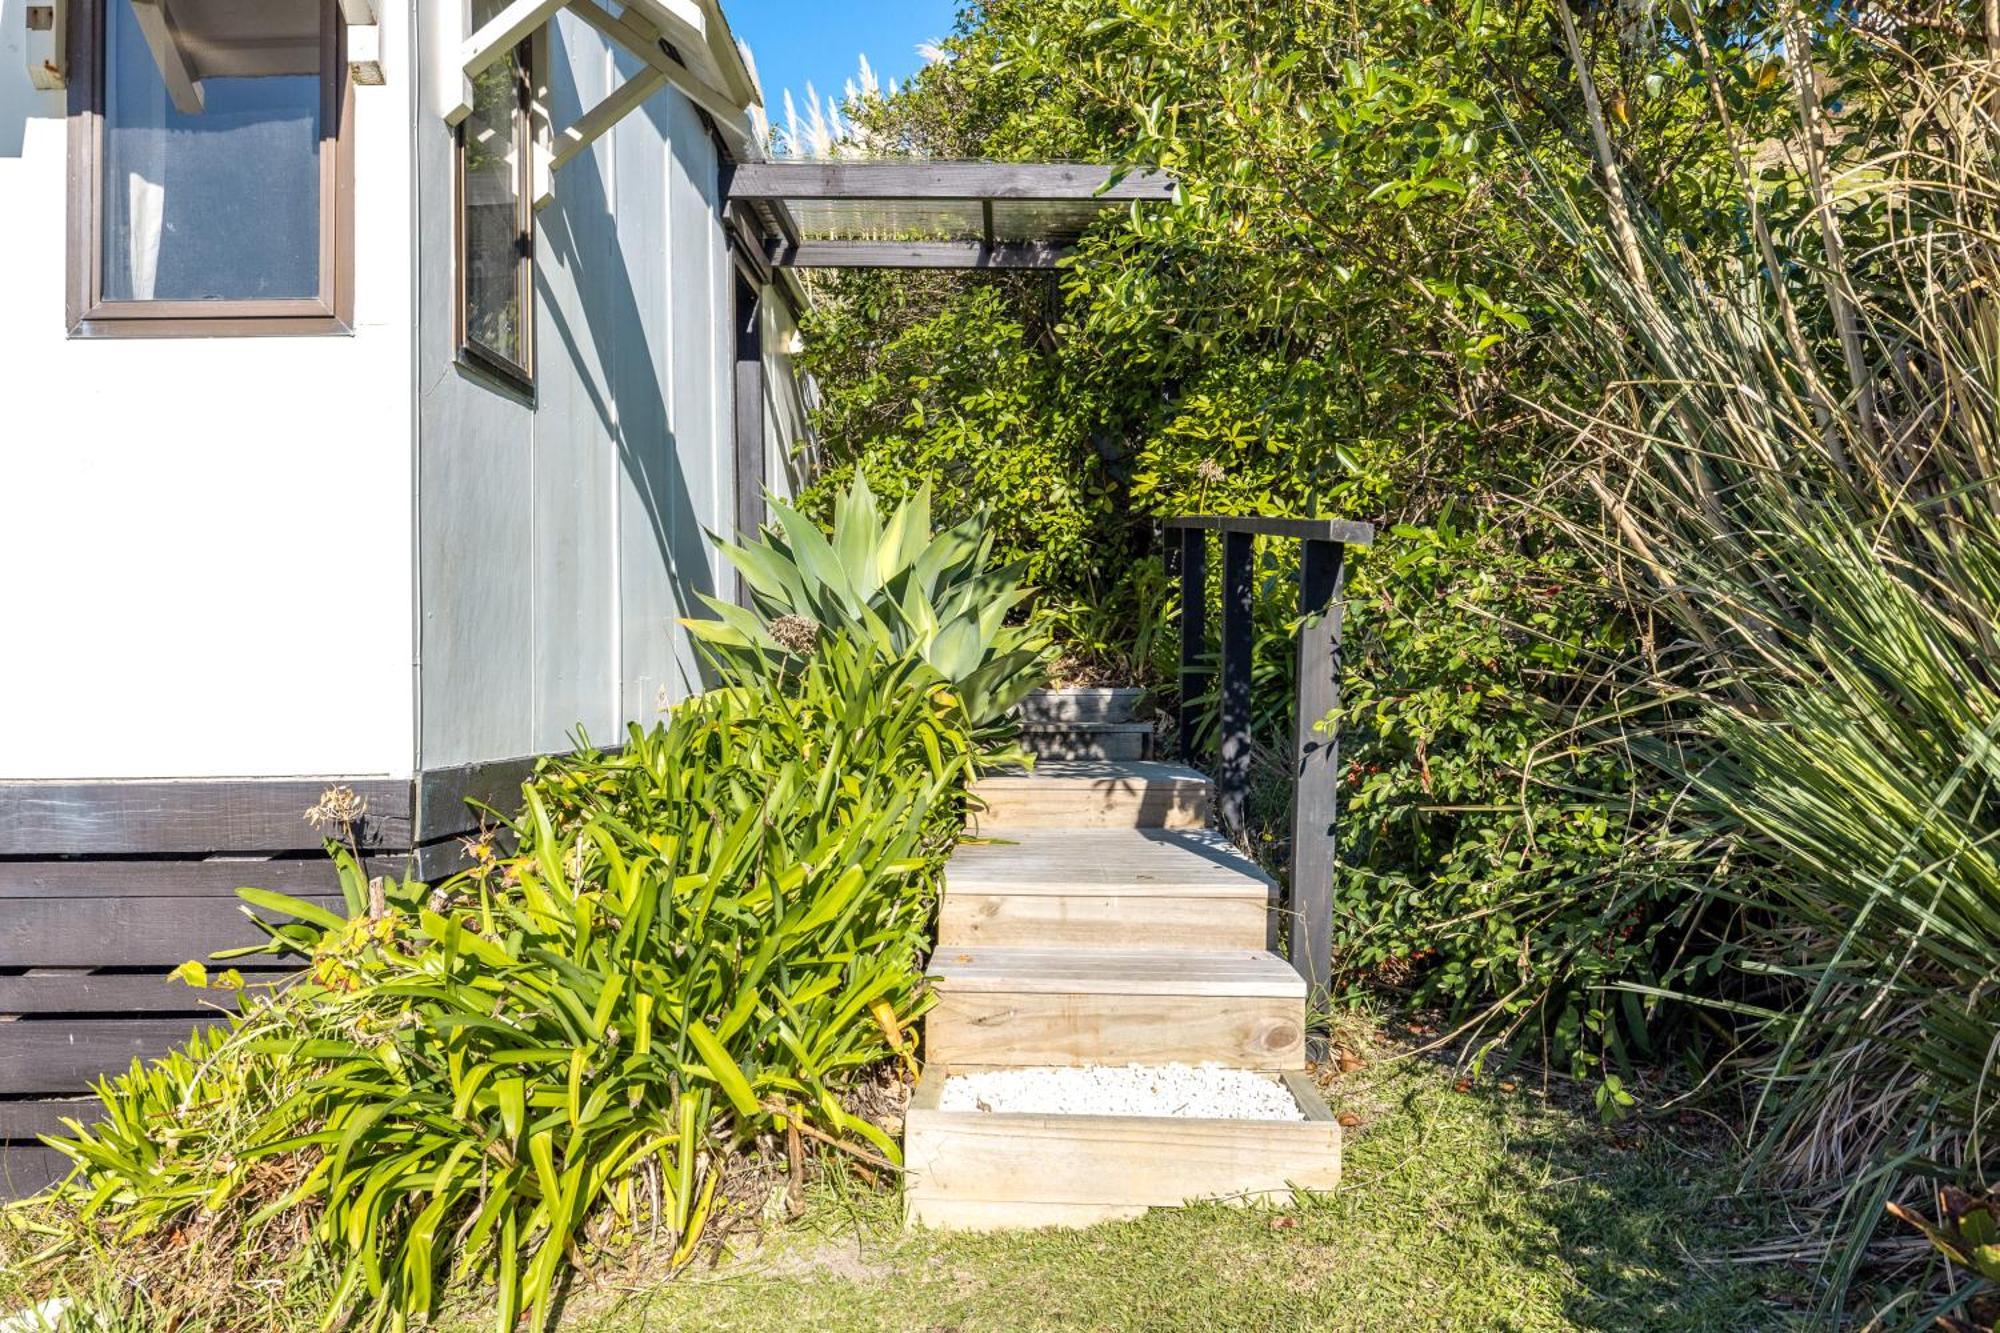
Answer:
[{"xmin": 439, "ymin": 1052, "xmax": 1812, "ymax": 1333}]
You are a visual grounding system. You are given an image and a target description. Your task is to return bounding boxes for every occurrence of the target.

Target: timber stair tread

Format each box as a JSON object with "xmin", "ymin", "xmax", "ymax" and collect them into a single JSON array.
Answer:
[
  {"xmin": 912, "ymin": 752, "xmax": 1334, "ymax": 1228},
  {"xmin": 945, "ymin": 828, "xmax": 1273, "ymax": 897},
  {"xmin": 970, "ymin": 761, "xmax": 1212, "ymax": 830},
  {"xmin": 972, "ymin": 759, "xmax": 1208, "ymax": 790},
  {"xmin": 928, "ymin": 947, "xmax": 1304, "ymax": 998}
]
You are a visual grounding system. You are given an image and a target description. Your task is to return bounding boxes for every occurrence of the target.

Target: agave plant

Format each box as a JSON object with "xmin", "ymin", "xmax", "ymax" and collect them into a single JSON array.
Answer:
[{"xmin": 687, "ymin": 477, "xmax": 1050, "ymax": 729}]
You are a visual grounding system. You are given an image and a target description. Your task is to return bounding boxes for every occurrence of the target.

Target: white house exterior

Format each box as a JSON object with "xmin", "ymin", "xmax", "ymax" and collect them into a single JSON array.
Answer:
[{"xmin": 0, "ymin": 0, "xmax": 809, "ymax": 1192}]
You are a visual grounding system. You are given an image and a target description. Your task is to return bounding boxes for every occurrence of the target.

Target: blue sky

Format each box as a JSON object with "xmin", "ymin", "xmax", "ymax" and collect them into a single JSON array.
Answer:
[{"xmin": 725, "ymin": 1, "xmax": 960, "ymax": 123}]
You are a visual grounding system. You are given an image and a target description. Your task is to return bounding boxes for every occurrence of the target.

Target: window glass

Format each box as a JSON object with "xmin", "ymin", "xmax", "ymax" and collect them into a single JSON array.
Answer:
[
  {"xmin": 99, "ymin": 0, "xmax": 323, "ymax": 303},
  {"xmin": 461, "ymin": 13, "xmax": 528, "ymax": 373}
]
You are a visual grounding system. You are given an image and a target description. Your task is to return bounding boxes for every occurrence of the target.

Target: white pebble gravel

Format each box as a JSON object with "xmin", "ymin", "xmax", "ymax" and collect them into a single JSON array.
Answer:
[{"xmin": 938, "ymin": 1063, "xmax": 1306, "ymax": 1120}]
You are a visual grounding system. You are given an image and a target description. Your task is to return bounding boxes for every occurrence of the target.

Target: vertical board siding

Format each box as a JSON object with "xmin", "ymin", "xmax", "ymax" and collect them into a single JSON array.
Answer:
[
  {"xmin": 532, "ymin": 25, "xmax": 619, "ymax": 753},
  {"xmin": 419, "ymin": 10, "xmax": 741, "ymax": 770}
]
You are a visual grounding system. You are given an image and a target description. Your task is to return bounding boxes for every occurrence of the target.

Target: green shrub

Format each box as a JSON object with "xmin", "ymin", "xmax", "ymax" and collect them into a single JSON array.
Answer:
[
  {"xmin": 36, "ymin": 634, "xmax": 988, "ymax": 1332},
  {"xmin": 688, "ymin": 475, "xmax": 1051, "ymax": 729},
  {"xmin": 797, "ymin": 283, "xmax": 1109, "ymax": 595},
  {"xmin": 1325, "ymin": 520, "xmax": 1681, "ymax": 1072}
]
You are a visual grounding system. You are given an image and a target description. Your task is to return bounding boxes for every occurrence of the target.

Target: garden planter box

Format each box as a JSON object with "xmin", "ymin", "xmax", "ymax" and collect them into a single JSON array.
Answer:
[{"xmin": 903, "ymin": 1064, "xmax": 1342, "ymax": 1230}]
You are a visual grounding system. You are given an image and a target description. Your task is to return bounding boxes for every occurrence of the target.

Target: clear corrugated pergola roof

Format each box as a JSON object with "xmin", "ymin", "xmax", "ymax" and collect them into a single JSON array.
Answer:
[
  {"xmin": 726, "ymin": 161, "xmax": 1178, "ymax": 268},
  {"xmin": 781, "ymin": 197, "xmax": 1131, "ymax": 244}
]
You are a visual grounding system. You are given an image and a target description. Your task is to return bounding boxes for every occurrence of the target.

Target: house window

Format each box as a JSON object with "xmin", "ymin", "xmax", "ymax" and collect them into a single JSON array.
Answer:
[
  {"xmin": 456, "ymin": 9, "xmax": 534, "ymax": 390},
  {"xmin": 67, "ymin": 0, "xmax": 352, "ymax": 336}
]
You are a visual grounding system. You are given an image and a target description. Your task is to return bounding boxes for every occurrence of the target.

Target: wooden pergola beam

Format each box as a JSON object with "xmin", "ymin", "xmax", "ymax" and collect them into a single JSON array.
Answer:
[
  {"xmin": 767, "ymin": 239, "xmax": 1073, "ymax": 270},
  {"xmin": 726, "ymin": 162, "xmax": 1177, "ymax": 203}
]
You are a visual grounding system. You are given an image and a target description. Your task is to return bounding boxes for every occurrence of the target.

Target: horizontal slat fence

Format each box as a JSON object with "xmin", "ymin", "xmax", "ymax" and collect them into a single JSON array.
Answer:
[{"xmin": 0, "ymin": 778, "xmax": 414, "ymax": 1197}]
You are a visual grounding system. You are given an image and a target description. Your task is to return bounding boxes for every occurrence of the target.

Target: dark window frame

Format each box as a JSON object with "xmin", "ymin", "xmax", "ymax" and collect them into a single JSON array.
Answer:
[
  {"xmin": 453, "ymin": 34, "xmax": 536, "ymax": 395},
  {"xmin": 64, "ymin": 0, "xmax": 355, "ymax": 339}
]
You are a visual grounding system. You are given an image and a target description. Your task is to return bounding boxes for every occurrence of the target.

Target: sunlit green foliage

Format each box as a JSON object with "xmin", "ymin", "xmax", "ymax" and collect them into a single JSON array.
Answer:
[
  {"xmin": 689, "ymin": 475, "xmax": 1051, "ymax": 730},
  {"xmin": 26, "ymin": 616, "xmax": 1025, "ymax": 1330},
  {"xmin": 794, "ymin": 0, "xmax": 1768, "ymax": 1071}
]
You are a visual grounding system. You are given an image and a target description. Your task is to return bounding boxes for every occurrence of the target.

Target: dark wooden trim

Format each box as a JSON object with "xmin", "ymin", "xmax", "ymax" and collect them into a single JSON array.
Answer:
[
  {"xmin": 1177, "ymin": 527, "xmax": 1209, "ymax": 765},
  {"xmin": 726, "ymin": 162, "xmax": 1177, "ymax": 202},
  {"xmin": 0, "ymin": 857, "xmax": 356, "ymax": 900},
  {"xmin": 0, "ymin": 896, "xmax": 344, "ymax": 967},
  {"xmin": 0, "ymin": 974, "xmax": 275, "ymax": 1014},
  {"xmin": 1165, "ymin": 514, "xmax": 1376, "ymax": 546},
  {"xmin": 1289, "ymin": 539, "xmax": 1347, "ymax": 1008},
  {"xmin": 0, "ymin": 779, "xmax": 412, "ymax": 856},
  {"xmin": 414, "ymin": 755, "xmax": 540, "ymax": 845},
  {"xmin": 454, "ymin": 28, "xmax": 537, "ymax": 393},
  {"xmin": 1218, "ymin": 531, "xmax": 1256, "ymax": 839},
  {"xmin": 0, "ymin": 1017, "xmax": 230, "ymax": 1094},
  {"xmin": 733, "ymin": 268, "xmax": 765, "ymax": 606},
  {"xmin": 768, "ymin": 239, "xmax": 1070, "ymax": 270},
  {"xmin": 66, "ymin": 0, "xmax": 356, "ymax": 338},
  {"xmin": 724, "ymin": 201, "xmax": 773, "ymax": 287},
  {"xmin": 0, "ymin": 1098, "xmax": 103, "ymax": 1142}
]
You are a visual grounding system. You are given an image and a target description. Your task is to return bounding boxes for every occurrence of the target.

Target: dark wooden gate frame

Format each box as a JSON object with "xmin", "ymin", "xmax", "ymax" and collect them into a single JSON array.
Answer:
[{"xmin": 1166, "ymin": 515, "xmax": 1375, "ymax": 1009}]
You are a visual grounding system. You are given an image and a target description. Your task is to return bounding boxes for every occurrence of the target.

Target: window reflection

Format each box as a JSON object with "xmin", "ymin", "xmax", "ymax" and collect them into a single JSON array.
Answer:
[
  {"xmin": 460, "ymin": 8, "xmax": 528, "ymax": 375},
  {"xmin": 99, "ymin": 0, "xmax": 323, "ymax": 304}
]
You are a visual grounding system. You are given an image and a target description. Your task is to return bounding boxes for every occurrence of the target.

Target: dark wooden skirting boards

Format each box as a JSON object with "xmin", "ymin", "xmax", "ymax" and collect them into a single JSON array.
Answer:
[
  {"xmin": 2, "ymin": 1017, "xmax": 233, "ymax": 1094},
  {"xmin": 0, "ymin": 774, "xmax": 407, "ymax": 1197},
  {"xmin": 0, "ymin": 759, "xmax": 565, "ymax": 1196},
  {"xmin": 410, "ymin": 753, "xmax": 545, "ymax": 879},
  {"xmin": 413, "ymin": 754, "xmax": 539, "ymax": 845},
  {"xmin": 0, "ymin": 895, "xmax": 343, "ymax": 967},
  {"xmin": 0, "ymin": 778, "xmax": 412, "ymax": 855}
]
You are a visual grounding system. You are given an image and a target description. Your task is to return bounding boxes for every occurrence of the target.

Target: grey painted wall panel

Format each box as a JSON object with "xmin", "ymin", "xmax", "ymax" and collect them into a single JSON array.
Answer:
[
  {"xmin": 531, "ymin": 32, "xmax": 618, "ymax": 753},
  {"xmin": 613, "ymin": 64, "xmax": 689, "ymax": 723},
  {"xmin": 417, "ymin": 11, "xmax": 742, "ymax": 769}
]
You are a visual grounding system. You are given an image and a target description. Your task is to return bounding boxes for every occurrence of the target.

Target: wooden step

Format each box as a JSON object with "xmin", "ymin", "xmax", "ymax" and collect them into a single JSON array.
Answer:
[
  {"xmin": 1015, "ymin": 688, "xmax": 1146, "ymax": 725},
  {"xmin": 926, "ymin": 947, "xmax": 1306, "ymax": 1069},
  {"xmin": 941, "ymin": 829, "xmax": 1272, "ymax": 950},
  {"xmin": 1018, "ymin": 722, "xmax": 1151, "ymax": 762},
  {"xmin": 905, "ymin": 1064, "xmax": 1342, "ymax": 1231},
  {"xmin": 969, "ymin": 761, "xmax": 1211, "ymax": 830}
]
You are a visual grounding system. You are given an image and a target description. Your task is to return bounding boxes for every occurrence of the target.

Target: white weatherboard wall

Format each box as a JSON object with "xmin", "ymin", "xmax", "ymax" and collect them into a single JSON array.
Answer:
[
  {"xmin": 415, "ymin": 9, "xmax": 737, "ymax": 770},
  {"xmin": 0, "ymin": 0, "xmax": 417, "ymax": 780}
]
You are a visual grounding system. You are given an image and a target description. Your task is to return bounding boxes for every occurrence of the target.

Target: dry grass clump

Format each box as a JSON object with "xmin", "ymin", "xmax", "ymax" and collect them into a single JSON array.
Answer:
[{"xmin": 1531, "ymin": 20, "xmax": 2000, "ymax": 1314}]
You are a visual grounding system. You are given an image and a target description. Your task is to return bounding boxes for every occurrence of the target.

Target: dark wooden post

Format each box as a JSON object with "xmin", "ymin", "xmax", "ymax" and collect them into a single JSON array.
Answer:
[
  {"xmin": 1177, "ymin": 527, "xmax": 1208, "ymax": 764},
  {"xmin": 731, "ymin": 270, "xmax": 765, "ymax": 608},
  {"xmin": 1218, "ymin": 530, "xmax": 1255, "ymax": 836},
  {"xmin": 1289, "ymin": 538, "xmax": 1348, "ymax": 1008}
]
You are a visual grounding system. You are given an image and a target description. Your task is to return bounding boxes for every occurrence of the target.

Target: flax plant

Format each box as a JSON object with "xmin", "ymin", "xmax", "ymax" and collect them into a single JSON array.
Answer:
[{"xmin": 1532, "ymin": 20, "xmax": 2000, "ymax": 1305}]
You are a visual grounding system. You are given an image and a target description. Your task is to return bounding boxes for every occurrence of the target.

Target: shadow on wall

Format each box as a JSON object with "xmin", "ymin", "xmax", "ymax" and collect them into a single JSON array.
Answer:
[
  {"xmin": 0, "ymin": 0, "xmax": 66, "ymax": 158},
  {"xmin": 534, "ymin": 34, "xmax": 720, "ymax": 694}
]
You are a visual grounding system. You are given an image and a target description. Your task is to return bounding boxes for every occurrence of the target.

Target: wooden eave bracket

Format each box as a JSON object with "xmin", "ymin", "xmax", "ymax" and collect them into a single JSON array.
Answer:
[
  {"xmin": 443, "ymin": 0, "xmax": 757, "ymax": 211},
  {"xmin": 341, "ymin": 0, "xmax": 385, "ymax": 86},
  {"xmin": 27, "ymin": 0, "xmax": 386, "ymax": 91},
  {"xmin": 24, "ymin": 0, "xmax": 65, "ymax": 91}
]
